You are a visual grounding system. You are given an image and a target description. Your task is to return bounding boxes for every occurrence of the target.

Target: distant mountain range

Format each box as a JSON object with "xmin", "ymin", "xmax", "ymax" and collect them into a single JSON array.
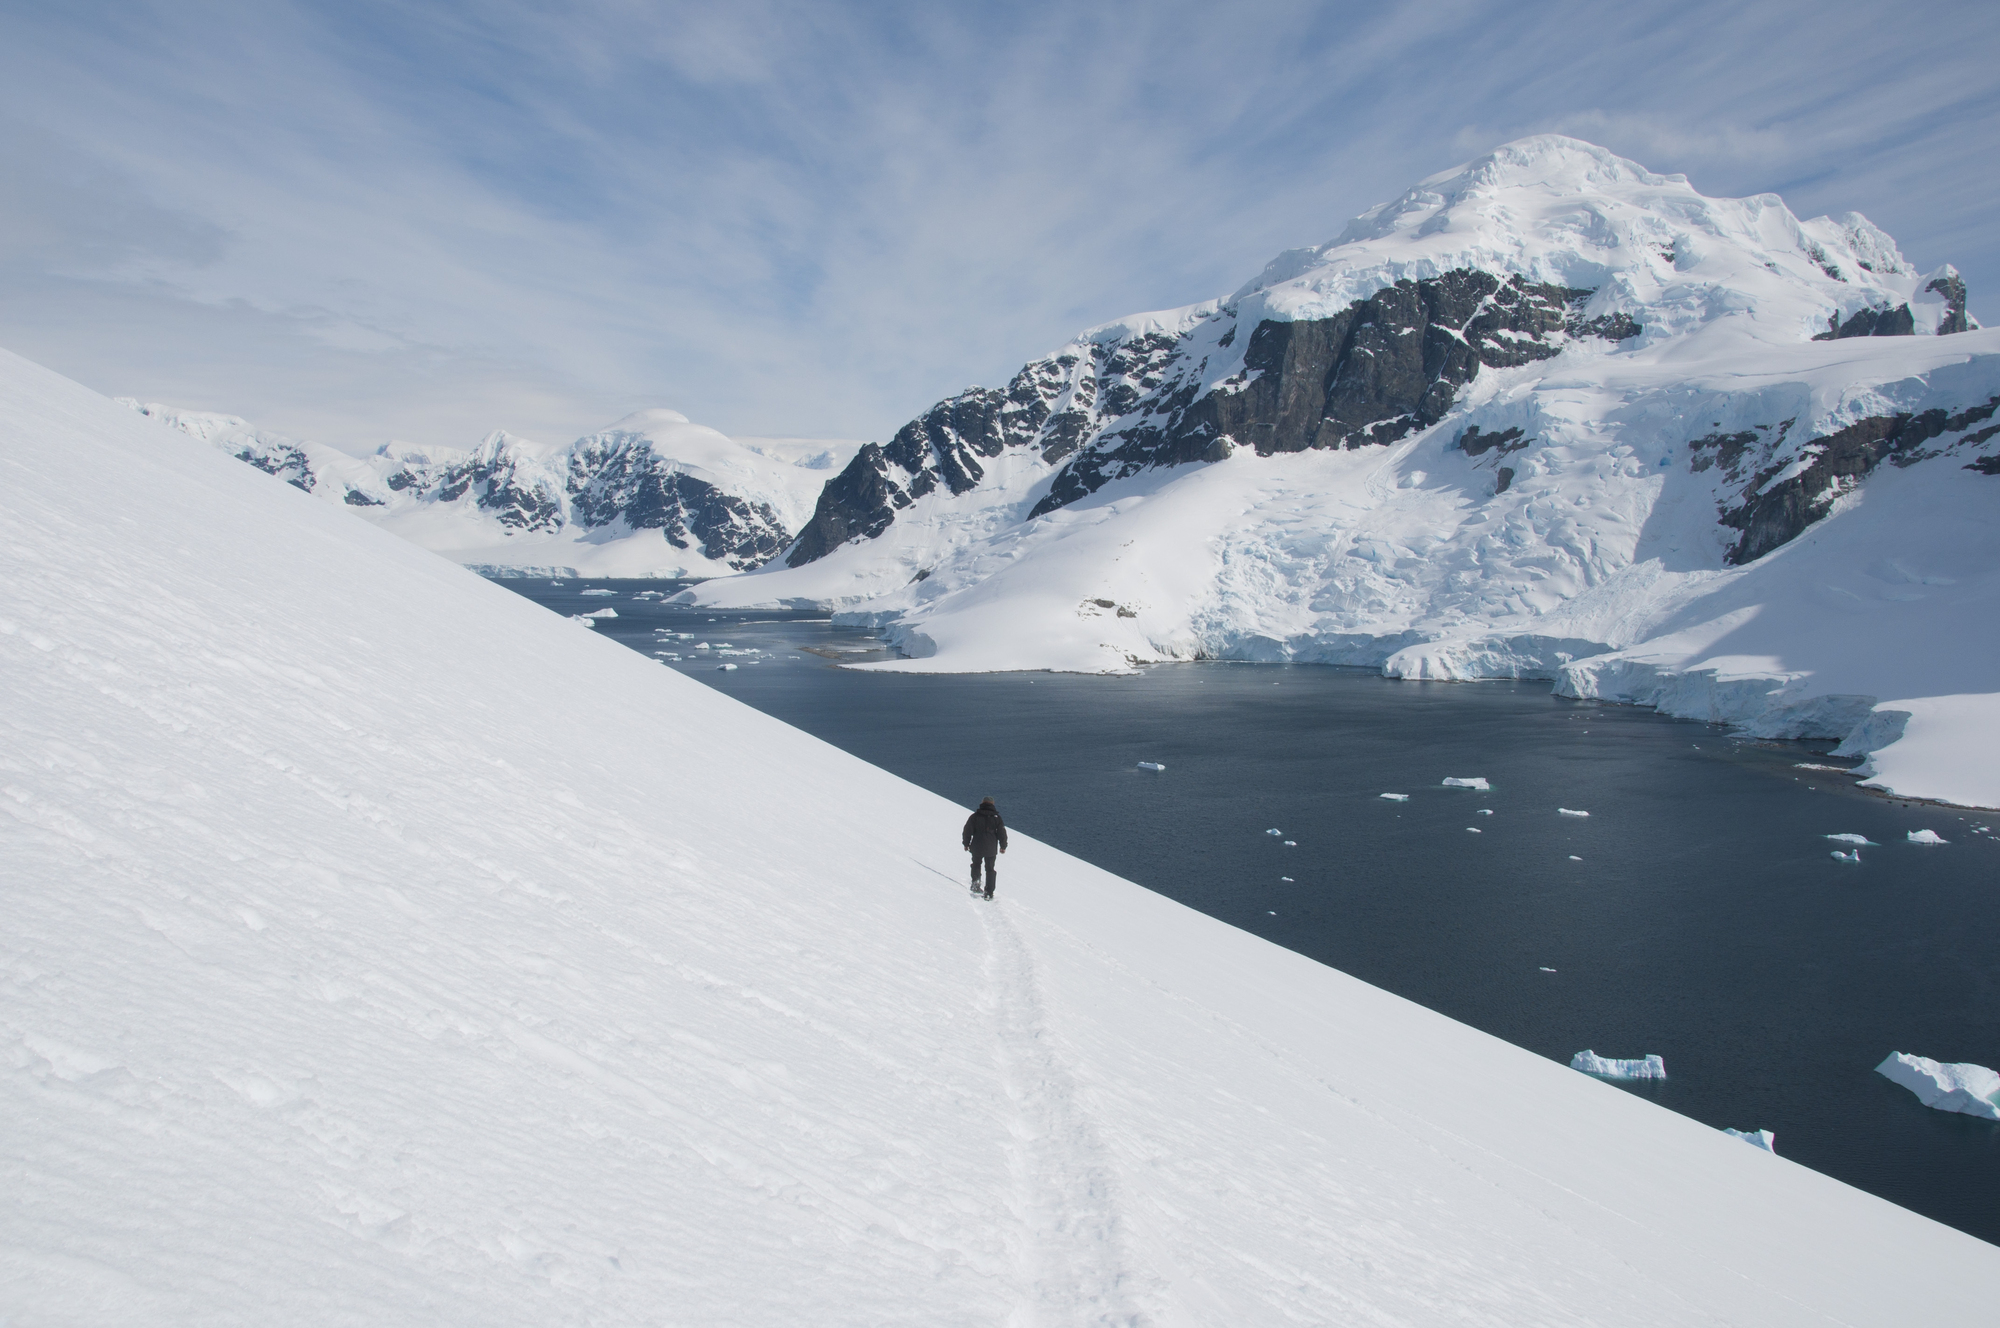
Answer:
[{"xmin": 128, "ymin": 402, "xmax": 861, "ymax": 579}]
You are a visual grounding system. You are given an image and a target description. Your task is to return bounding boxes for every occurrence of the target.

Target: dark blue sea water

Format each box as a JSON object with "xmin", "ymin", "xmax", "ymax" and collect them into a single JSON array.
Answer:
[{"xmin": 504, "ymin": 577, "xmax": 2000, "ymax": 1245}]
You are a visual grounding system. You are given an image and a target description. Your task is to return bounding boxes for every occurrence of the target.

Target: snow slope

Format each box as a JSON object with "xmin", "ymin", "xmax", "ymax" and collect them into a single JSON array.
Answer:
[
  {"xmin": 689, "ymin": 137, "xmax": 1999, "ymax": 807},
  {"xmin": 125, "ymin": 401, "xmax": 863, "ymax": 579},
  {"xmin": 8, "ymin": 356, "xmax": 1999, "ymax": 1320}
]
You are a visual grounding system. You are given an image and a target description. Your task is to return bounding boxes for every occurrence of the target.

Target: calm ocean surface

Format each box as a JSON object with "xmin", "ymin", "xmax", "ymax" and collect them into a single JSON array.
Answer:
[{"xmin": 503, "ymin": 576, "xmax": 2000, "ymax": 1245}]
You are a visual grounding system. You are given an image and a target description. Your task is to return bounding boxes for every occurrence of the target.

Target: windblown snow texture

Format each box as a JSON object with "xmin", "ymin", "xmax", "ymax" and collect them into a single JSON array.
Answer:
[
  {"xmin": 128, "ymin": 402, "xmax": 859, "ymax": 579},
  {"xmin": 9, "ymin": 349, "xmax": 1999, "ymax": 1323},
  {"xmin": 693, "ymin": 136, "xmax": 2000, "ymax": 808}
]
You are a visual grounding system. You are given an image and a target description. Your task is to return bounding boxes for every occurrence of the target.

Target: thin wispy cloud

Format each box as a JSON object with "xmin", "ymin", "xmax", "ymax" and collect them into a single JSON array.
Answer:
[{"xmin": 1, "ymin": 0, "xmax": 1994, "ymax": 451}]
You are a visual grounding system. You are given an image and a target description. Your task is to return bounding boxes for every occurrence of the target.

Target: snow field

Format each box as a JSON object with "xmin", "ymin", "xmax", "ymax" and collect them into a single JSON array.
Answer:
[{"xmin": 7, "ymin": 348, "xmax": 2000, "ymax": 1322}]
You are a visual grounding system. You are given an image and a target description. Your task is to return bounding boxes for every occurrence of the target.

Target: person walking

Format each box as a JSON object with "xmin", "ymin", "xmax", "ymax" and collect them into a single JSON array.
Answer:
[{"xmin": 962, "ymin": 796, "xmax": 1007, "ymax": 900}]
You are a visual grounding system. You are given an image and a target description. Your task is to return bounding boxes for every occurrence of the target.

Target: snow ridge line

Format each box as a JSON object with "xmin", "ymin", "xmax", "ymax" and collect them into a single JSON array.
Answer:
[{"xmin": 978, "ymin": 902, "xmax": 1151, "ymax": 1327}]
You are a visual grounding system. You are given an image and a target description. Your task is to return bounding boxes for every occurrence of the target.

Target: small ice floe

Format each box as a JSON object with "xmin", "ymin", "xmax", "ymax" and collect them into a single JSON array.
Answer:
[
  {"xmin": 1136, "ymin": 761, "xmax": 1166, "ymax": 771},
  {"xmin": 695, "ymin": 642, "xmax": 711, "ymax": 650},
  {"xmin": 1280, "ymin": 876, "xmax": 1294, "ymax": 882},
  {"xmin": 1875, "ymin": 1053, "xmax": 2000, "ymax": 1120},
  {"xmin": 1380, "ymin": 793, "xmax": 1410, "ymax": 801},
  {"xmin": 1825, "ymin": 833, "xmax": 1876, "ymax": 846},
  {"xmin": 1830, "ymin": 850, "xmax": 1861, "ymax": 863},
  {"xmin": 1442, "ymin": 777, "xmax": 1490, "ymax": 791},
  {"xmin": 1568, "ymin": 855, "xmax": 1582, "ymax": 861},
  {"xmin": 1265, "ymin": 828, "xmax": 1283, "ymax": 836},
  {"xmin": 1795, "ymin": 763, "xmax": 1851, "ymax": 773},
  {"xmin": 1476, "ymin": 808, "xmax": 1494, "ymax": 816},
  {"xmin": 1558, "ymin": 808, "xmax": 1590, "ymax": 818},
  {"xmin": 1907, "ymin": 829, "xmax": 1948, "ymax": 845},
  {"xmin": 1539, "ymin": 966, "xmax": 1557, "ymax": 973},
  {"xmin": 1283, "ymin": 840, "xmax": 1297, "ymax": 847},
  {"xmin": 1571, "ymin": 1051, "xmax": 1667, "ymax": 1079},
  {"xmin": 580, "ymin": 588, "xmax": 616, "ymax": 596},
  {"xmin": 1465, "ymin": 827, "xmax": 1482, "ymax": 833},
  {"xmin": 717, "ymin": 663, "xmax": 738, "ymax": 672},
  {"xmin": 1724, "ymin": 1128, "xmax": 1777, "ymax": 1153}
]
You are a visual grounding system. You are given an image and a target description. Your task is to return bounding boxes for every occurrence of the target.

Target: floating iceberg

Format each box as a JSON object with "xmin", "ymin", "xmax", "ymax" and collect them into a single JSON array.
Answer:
[
  {"xmin": 1571, "ymin": 1051, "xmax": 1667, "ymax": 1079},
  {"xmin": 1442, "ymin": 777, "xmax": 1490, "ymax": 791},
  {"xmin": 1724, "ymin": 1128, "xmax": 1777, "ymax": 1153},
  {"xmin": 717, "ymin": 663, "xmax": 738, "ymax": 672},
  {"xmin": 1265, "ymin": 829, "xmax": 1283, "ymax": 836},
  {"xmin": 1907, "ymin": 829, "xmax": 1948, "ymax": 845},
  {"xmin": 1280, "ymin": 876, "xmax": 1293, "ymax": 882},
  {"xmin": 1539, "ymin": 966, "xmax": 1557, "ymax": 973},
  {"xmin": 1476, "ymin": 808, "xmax": 1493, "ymax": 816},
  {"xmin": 579, "ymin": 588, "xmax": 616, "ymax": 596},
  {"xmin": 1825, "ymin": 834, "xmax": 1876, "ymax": 846},
  {"xmin": 1283, "ymin": 840, "xmax": 1297, "ymax": 847},
  {"xmin": 1875, "ymin": 1053, "xmax": 2000, "ymax": 1120},
  {"xmin": 1379, "ymin": 793, "xmax": 1409, "ymax": 801},
  {"xmin": 1466, "ymin": 827, "xmax": 1482, "ymax": 833},
  {"xmin": 1558, "ymin": 808, "xmax": 1590, "ymax": 818},
  {"xmin": 1830, "ymin": 850, "xmax": 1861, "ymax": 863},
  {"xmin": 1136, "ymin": 761, "xmax": 1166, "ymax": 771}
]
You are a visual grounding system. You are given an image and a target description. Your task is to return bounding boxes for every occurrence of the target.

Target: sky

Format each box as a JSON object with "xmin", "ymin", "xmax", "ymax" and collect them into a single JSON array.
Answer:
[{"xmin": 2, "ymin": 1, "xmax": 1996, "ymax": 453}]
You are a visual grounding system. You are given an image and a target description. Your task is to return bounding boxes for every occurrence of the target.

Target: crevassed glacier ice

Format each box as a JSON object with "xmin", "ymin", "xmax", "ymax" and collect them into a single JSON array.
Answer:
[
  {"xmin": 1571, "ymin": 1051, "xmax": 1667, "ymax": 1079},
  {"xmin": 1875, "ymin": 1053, "xmax": 2000, "ymax": 1120}
]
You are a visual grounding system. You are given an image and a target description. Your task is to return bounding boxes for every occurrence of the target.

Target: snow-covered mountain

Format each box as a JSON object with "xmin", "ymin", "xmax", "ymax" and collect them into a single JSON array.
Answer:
[
  {"xmin": 126, "ymin": 401, "xmax": 862, "ymax": 578},
  {"xmin": 10, "ymin": 346, "xmax": 2000, "ymax": 1324},
  {"xmin": 690, "ymin": 136, "xmax": 1999, "ymax": 808}
]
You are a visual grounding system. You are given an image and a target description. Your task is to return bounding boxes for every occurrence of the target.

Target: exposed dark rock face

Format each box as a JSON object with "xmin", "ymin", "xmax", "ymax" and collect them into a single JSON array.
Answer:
[
  {"xmin": 1495, "ymin": 466, "xmax": 1516, "ymax": 494},
  {"xmin": 1927, "ymin": 270, "xmax": 1971, "ymax": 335},
  {"xmin": 342, "ymin": 489, "xmax": 384, "ymax": 507},
  {"xmin": 1965, "ymin": 454, "xmax": 2000, "ymax": 476},
  {"xmin": 786, "ymin": 329, "xmax": 1183, "ymax": 566},
  {"xmin": 1457, "ymin": 425, "xmax": 1530, "ymax": 458},
  {"xmin": 234, "ymin": 443, "xmax": 314, "ymax": 492},
  {"xmin": 1721, "ymin": 398, "xmax": 2000, "ymax": 564},
  {"xmin": 387, "ymin": 446, "xmax": 563, "ymax": 534},
  {"xmin": 568, "ymin": 433, "xmax": 788, "ymax": 570},
  {"xmin": 1814, "ymin": 303, "xmax": 1917, "ymax": 340},
  {"xmin": 1032, "ymin": 271, "xmax": 1629, "ymax": 518}
]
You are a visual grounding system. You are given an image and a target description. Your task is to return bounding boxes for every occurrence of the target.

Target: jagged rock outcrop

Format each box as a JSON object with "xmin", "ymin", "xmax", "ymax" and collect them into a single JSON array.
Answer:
[
  {"xmin": 1718, "ymin": 398, "xmax": 2000, "ymax": 564},
  {"xmin": 567, "ymin": 430, "xmax": 789, "ymax": 569},
  {"xmin": 785, "ymin": 328, "xmax": 1184, "ymax": 567},
  {"xmin": 128, "ymin": 402, "xmax": 843, "ymax": 575}
]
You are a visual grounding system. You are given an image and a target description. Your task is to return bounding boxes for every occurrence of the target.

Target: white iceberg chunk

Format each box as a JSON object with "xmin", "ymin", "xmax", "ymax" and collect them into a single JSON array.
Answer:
[
  {"xmin": 1283, "ymin": 840, "xmax": 1297, "ymax": 847},
  {"xmin": 1558, "ymin": 808, "xmax": 1590, "ymax": 817},
  {"xmin": 1466, "ymin": 827, "xmax": 1482, "ymax": 833},
  {"xmin": 1265, "ymin": 828, "xmax": 1283, "ymax": 836},
  {"xmin": 1724, "ymin": 1128, "xmax": 1776, "ymax": 1153},
  {"xmin": 1280, "ymin": 876, "xmax": 1294, "ymax": 882},
  {"xmin": 1907, "ymin": 829, "xmax": 1948, "ymax": 845},
  {"xmin": 579, "ymin": 607, "xmax": 618, "ymax": 619},
  {"xmin": 1571, "ymin": 1051, "xmax": 1667, "ymax": 1079},
  {"xmin": 579, "ymin": 588, "xmax": 616, "ymax": 596},
  {"xmin": 1875, "ymin": 1053, "xmax": 2000, "ymax": 1120},
  {"xmin": 1476, "ymin": 808, "xmax": 1494, "ymax": 816},
  {"xmin": 1136, "ymin": 761, "xmax": 1166, "ymax": 771},
  {"xmin": 1539, "ymin": 966, "xmax": 1557, "ymax": 973},
  {"xmin": 1442, "ymin": 777, "xmax": 1490, "ymax": 790},
  {"xmin": 717, "ymin": 663, "xmax": 738, "ymax": 672},
  {"xmin": 1825, "ymin": 834, "xmax": 1876, "ymax": 845},
  {"xmin": 1830, "ymin": 850, "xmax": 1861, "ymax": 863},
  {"xmin": 1379, "ymin": 793, "xmax": 1409, "ymax": 801}
]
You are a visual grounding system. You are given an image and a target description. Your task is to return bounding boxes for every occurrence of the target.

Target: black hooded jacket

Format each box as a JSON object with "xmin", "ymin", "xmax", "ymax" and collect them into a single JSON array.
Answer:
[{"xmin": 962, "ymin": 804, "xmax": 1007, "ymax": 854}]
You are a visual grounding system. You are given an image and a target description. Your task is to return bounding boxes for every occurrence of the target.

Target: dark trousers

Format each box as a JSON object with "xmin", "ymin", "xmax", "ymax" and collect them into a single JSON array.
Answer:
[{"xmin": 969, "ymin": 847, "xmax": 997, "ymax": 893}]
